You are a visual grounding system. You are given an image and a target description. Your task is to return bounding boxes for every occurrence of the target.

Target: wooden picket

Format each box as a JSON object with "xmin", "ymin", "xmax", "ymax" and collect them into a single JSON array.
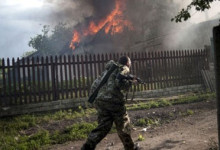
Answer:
[{"xmin": 0, "ymin": 49, "xmax": 209, "ymax": 106}]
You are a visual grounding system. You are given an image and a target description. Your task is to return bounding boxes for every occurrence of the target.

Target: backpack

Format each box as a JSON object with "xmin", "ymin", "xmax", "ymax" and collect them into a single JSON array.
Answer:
[{"xmin": 88, "ymin": 60, "xmax": 119, "ymax": 103}]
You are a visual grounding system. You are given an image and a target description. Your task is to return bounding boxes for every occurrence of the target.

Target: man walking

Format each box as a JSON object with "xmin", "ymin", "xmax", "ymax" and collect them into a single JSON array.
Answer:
[{"xmin": 81, "ymin": 56, "xmax": 139, "ymax": 150}]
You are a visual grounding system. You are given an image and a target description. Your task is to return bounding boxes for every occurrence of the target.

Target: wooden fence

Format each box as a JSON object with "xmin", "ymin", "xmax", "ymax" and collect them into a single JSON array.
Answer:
[{"xmin": 0, "ymin": 49, "xmax": 209, "ymax": 107}]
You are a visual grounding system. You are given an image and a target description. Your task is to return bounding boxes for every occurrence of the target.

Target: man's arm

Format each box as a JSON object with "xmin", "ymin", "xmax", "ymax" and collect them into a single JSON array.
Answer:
[{"xmin": 115, "ymin": 66, "xmax": 132, "ymax": 91}]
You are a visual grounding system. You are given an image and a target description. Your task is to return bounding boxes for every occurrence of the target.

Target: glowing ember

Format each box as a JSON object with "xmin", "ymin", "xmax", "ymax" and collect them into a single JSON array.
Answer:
[{"xmin": 70, "ymin": 0, "xmax": 134, "ymax": 50}]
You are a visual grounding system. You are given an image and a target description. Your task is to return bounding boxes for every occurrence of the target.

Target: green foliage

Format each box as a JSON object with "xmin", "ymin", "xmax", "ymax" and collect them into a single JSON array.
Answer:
[
  {"xmin": 50, "ymin": 122, "xmax": 98, "ymax": 144},
  {"xmin": 0, "ymin": 130, "xmax": 50, "ymax": 150},
  {"xmin": 179, "ymin": 109, "xmax": 194, "ymax": 116},
  {"xmin": 138, "ymin": 134, "xmax": 144, "ymax": 141},
  {"xmin": 128, "ymin": 99, "xmax": 171, "ymax": 111},
  {"xmin": 25, "ymin": 130, "xmax": 50, "ymax": 148},
  {"xmin": 0, "ymin": 115, "xmax": 36, "ymax": 136},
  {"xmin": 0, "ymin": 121, "xmax": 97, "ymax": 150},
  {"xmin": 186, "ymin": 109, "xmax": 194, "ymax": 115},
  {"xmin": 47, "ymin": 107, "xmax": 96, "ymax": 121},
  {"xmin": 135, "ymin": 118, "xmax": 160, "ymax": 127},
  {"xmin": 28, "ymin": 23, "xmax": 72, "ymax": 56},
  {"xmin": 172, "ymin": 0, "xmax": 214, "ymax": 22},
  {"xmin": 0, "ymin": 107, "xmax": 98, "ymax": 149},
  {"xmin": 136, "ymin": 118, "xmax": 147, "ymax": 126},
  {"xmin": 158, "ymin": 99, "xmax": 172, "ymax": 107},
  {"xmin": 128, "ymin": 92, "xmax": 215, "ymax": 111},
  {"xmin": 28, "ymin": 25, "xmax": 51, "ymax": 55}
]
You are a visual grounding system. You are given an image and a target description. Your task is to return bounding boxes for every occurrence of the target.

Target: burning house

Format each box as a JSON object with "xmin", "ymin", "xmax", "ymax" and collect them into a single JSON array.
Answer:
[{"xmin": 57, "ymin": 0, "xmax": 179, "ymax": 55}]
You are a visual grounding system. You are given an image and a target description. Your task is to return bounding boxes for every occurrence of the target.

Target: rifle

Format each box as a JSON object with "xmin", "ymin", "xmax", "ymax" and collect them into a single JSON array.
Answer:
[
  {"xmin": 88, "ymin": 63, "xmax": 119, "ymax": 103},
  {"xmin": 116, "ymin": 73, "xmax": 145, "ymax": 84},
  {"xmin": 117, "ymin": 73, "xmax": 145, "ymax": 102}
]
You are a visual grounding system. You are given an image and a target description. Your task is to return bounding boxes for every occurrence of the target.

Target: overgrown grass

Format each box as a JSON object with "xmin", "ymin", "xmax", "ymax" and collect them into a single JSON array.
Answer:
[
  {"xmin": 135, "ymin": 118, "xmax": 160, "ymax": 127},
  {"xmin": 50, "ymin": 122, "xmax": 98, "ymax": 144},
  {"xmin": 0, "ymin": 120, "xmax": 117, "ymax": 150},
  {"xmin": 0, "ymin": 106, "xmax": 97, "ymax": 150},
  {"xmin": 0, "ymin": 122, "xmax": 99, "ymax": 150},
  {"xmin": 40, "ymin": 106, "xmax": 96, "ymax": 122},
  {"xmin": 127, "ymin": 92, "xmax": 215, "ymax": 111},
  {"xmin": 0, "ymin": 129, "xmax": 50, "ymax": 150}
]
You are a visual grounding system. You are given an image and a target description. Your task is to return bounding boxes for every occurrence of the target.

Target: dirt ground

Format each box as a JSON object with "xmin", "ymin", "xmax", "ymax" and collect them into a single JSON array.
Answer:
[{"xmin": 48, "ymin": 99, "xmax": 218, "ymax": 150}]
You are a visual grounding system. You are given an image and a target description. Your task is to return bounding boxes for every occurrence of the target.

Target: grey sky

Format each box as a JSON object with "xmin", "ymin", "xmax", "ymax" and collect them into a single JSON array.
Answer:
[{"xmin": 0, "ymin": 0, "xmax": 54, "ymax": 59}]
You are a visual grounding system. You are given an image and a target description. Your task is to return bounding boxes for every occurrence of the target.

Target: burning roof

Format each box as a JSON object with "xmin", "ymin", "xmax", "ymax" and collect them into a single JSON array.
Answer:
[{"xmin": 69, "ymin": 0, "xmax": 134, "ymax": 50}]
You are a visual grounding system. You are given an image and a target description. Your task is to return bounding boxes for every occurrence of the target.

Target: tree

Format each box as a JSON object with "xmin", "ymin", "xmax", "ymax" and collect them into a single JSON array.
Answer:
[
  {"xmin": 172, "ymin": 0, "xmax": 214, "ymax": 22},
  {"xmin": 28, "ymin": 23, "xmax": 72, "ymax": 56},
  {"xmin": 28, "ymin": 25, "xmax": 52, "ymax": 55}
]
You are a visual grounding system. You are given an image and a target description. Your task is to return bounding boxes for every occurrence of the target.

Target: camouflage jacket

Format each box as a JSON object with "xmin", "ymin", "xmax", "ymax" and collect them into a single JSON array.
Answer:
[{"xmin": 94, "ymin": 60, "xmax": 132, "ymax": 104}]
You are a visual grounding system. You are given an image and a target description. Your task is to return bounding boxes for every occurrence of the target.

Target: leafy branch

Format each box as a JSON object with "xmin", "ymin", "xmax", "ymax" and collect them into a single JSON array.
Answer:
[{"xmin": 171, "ymin": 0, "xmax": 214, "ymax": 22}]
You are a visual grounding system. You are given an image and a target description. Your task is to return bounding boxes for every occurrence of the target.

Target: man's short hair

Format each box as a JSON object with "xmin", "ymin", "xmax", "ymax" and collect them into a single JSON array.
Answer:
[{"xmin": 118, "ymin": 56, "xmax": 130, "ymax": 65}]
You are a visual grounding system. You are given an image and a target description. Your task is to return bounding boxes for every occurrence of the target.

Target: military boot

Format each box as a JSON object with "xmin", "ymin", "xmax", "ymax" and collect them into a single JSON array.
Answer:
[
  {"xmin": 134, "ymin": 143, "xmax": 142, "ymax": 150},
  {"xmin": 81, "ymin": 143, "xmax": 96, "ymax": 150}
]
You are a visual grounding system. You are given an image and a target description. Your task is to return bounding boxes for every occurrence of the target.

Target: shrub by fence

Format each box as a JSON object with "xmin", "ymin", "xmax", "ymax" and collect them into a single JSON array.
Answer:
[{"xmin": 0, "ymin": 49, "xmax": 209, "ymax": 107}]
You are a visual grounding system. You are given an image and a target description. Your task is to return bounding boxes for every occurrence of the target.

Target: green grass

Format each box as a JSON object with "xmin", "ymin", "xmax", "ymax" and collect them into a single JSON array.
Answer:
[
  {"xmin": 0, "ymin": 122, "xmax": 98, "ymax": 150},
  {"xmin": 127, "ymin": 92, "xmax": 215, "ymax": 111},
  {"xmin": 0, "ymin": 129, "xmax": 50, "ymax": 150},
  {"xmin": 0, "ymin": 120, "xmax": 117, "ymax": 150},
  {"xmin": 0, "ymin": 106, "xmax": 97, "ymax": 150},
  {"xmin": 50, "ymin": 122, "xmax": 98, "ymax": 144},
  {"xmin": 186, "ymin": 109, "xmax": 194, "ymax": 115},
  {"xmin": 135, "ymin": 118, "xmax": 160, "ymax": 127}
]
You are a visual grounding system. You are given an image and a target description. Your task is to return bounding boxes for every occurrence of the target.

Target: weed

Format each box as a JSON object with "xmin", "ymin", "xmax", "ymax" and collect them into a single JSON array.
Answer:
[
  {"xmin": 51, "ymin": 122, "xmax": 98, "ymax": 144},
  {"xmin": 136, "ymin": 118, "xmax": 147, "ymax": 127},
  {"xmin": 208, "ymin": 138, "xmax": 218, "ymax": 150},
  {"xmin": 158, "ymin": 99, "xmax": 172, "ymax": 107},
  {"xmin": 169, "ymin": 112, "xmax": 174, "ymax": 117},
  {"xmin": 186, "ymin": 109, "xmax": 194, "ymax": 115},
  {"xmin": 149, "ymin": 101, "xmax": 159, "ymax": 108},
  {"xmin": 148, "ymin": 118, "xmax": 160, "ymax": 126},
  {"xmin": 138, "ymin": 134, "xmax": 144, "ymax": 141},
  {"xmin": 135, "ymin": 118, "xmax": 160, "ymax": 127},
  {"xmin": 109, "ymin": 123, "xmax": 117, "ymax": 133}
]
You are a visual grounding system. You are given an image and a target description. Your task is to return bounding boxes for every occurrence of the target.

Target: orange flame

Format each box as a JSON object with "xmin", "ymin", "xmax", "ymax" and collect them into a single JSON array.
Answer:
[{"xmin": 70, "ymin": 0, "xmax": 133, "ymax": 50}]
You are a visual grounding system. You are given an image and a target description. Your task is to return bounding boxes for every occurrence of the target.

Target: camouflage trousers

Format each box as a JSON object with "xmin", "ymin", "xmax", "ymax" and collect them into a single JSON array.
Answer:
[{"xmin": 81, "ymin": 100, "xmax": 134, "ymax": 150}]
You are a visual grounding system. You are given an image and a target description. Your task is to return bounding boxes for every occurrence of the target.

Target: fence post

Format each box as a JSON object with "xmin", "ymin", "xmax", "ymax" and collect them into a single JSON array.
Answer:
[
  {"xmin": 213, "ymin": 24, "xmax": 220, "ymax": 150},
  {"xmin": 51, "ymin": 56, "xmax": 57, "ymax": 101},
  {"xmin": 1, "ymin": 59, "xmax": 6, "ymax": 106}
]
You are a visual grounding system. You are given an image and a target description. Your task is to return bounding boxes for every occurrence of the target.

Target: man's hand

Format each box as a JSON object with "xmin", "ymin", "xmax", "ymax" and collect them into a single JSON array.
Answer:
[{"xmin": 131, "ymin": 79, "xmax": 138, "ymax": 85}]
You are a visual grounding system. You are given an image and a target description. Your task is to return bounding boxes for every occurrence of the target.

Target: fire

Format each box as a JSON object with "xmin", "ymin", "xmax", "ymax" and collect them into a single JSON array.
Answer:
[
  {"xmin": 69, "ymin": 30, "xmax": 80, "ymax": 50},
  {"xmin": 70, "ymin": 0, "xmax": 134, "ymax": 50}
]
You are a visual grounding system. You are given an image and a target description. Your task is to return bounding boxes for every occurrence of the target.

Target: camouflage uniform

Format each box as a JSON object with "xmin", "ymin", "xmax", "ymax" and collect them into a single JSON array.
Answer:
[{"xmin": 82, "ymin": 61, "xmax": 135, "ymax": 150}]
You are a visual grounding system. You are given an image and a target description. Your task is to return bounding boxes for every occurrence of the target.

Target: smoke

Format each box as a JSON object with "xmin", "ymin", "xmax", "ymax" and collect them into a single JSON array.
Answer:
[
  {"xmin": 43, "ymin": 0, "xmax": 220, "ymax": 53},
  {"xmin": 125, "ymin": 0, "xmax": 220, "ymax": 51},
  {"xmin": 43, "ymin": 0, "xmax": 115, "ymax": 25},
  {"xmin": 162, "ymin": 0, "xmax": 220, "ymax": 50}
]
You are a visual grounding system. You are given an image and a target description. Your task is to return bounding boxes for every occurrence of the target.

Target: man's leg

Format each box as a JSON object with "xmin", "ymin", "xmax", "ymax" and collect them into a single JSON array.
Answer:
[
  {"xmin": 114, "ymin": 111, "xmax": 135, "ymax": 150},
  {"xmin": 81, "ymin": 111, "xmax": 113, "ymax": 150}
]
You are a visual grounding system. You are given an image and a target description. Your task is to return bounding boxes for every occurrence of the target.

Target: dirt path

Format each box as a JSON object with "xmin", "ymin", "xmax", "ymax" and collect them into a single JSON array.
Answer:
[{"xmin": 48, "ymin": 100, "xmax": 218, "ymax": 150}]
